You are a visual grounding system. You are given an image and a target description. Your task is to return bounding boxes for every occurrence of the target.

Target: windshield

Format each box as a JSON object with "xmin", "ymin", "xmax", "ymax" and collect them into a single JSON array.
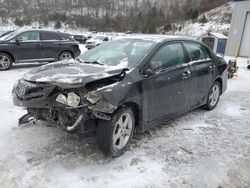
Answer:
[
  {"xmin": 78, "ymin": 39, "xmax": 156, "ymax": 68},
  {"xmin": 0, "ymin": 30, "xmax": 18, "ymax": 41}
]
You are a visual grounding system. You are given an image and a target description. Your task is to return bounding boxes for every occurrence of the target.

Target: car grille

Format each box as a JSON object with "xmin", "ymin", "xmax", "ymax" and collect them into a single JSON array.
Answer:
[
  {"xmin": 15, "ymin": 79, "xmax": 54, "ymax": 100},
  {"xmin": 87, "ymin": 42, "xmax": 93, "ymax": 44}
]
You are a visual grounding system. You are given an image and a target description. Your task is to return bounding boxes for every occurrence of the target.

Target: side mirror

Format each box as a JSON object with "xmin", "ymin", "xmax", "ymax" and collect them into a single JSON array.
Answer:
[
  {"xmin": 15, "ymin": 38, "xmax": 21, "ymax": 45},
  {"xmin": 145, "ymin": 61, "xmax": 163, "ymax": 76}
]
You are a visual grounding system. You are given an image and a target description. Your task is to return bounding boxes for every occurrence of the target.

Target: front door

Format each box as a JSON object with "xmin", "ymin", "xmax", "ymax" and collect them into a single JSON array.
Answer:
[
  {"xmin": 142, "ymin": 42, "xmax": 190, "ymax": 123},
  {"xmin": 14, "ymin": 31, "xmax": 43, "ymax": 62}
]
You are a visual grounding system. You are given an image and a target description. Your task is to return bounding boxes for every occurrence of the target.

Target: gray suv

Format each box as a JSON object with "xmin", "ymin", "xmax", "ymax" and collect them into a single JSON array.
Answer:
[{"xmin": 0, "ymin": 29, "xmax": 81, "ymax": 70}]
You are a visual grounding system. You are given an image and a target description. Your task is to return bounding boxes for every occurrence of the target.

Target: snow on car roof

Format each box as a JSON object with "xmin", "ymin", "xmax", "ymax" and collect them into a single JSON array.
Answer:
[{"xmin": 117, "ymin": 34, "xmax": 194, "ymax": 43}]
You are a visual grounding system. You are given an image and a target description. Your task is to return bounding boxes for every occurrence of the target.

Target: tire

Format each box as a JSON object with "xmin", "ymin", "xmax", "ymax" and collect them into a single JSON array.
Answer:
[
  {"xmin": 205, "ymin": 81, "xmax": 221, "ymax": 111},
  {"xmin": 247, "ymin": 65, "xmax": 250, "ymax": 69},
  {"xmin": 59, "ymin": 51, "xmax": 73, "ymax": 61},
  {"xmin": 96, "ymin": 106, "xmax": 135, "ymax": 157},
  {"xmin": 0, "ymin": 53, "xmax": 13, "ymax": 71}
]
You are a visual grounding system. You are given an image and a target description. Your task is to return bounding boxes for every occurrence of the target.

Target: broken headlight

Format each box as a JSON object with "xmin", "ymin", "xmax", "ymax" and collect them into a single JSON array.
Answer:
[
  {"xmin": 85, "ymin": 91, "xmax": 101, "ymax": 104},
  {"xmin": 56, "ymin": 92, "xmax": 81, "ymax": 107},
  {"xmin": 85, "ymin": 91, "xmax": 116, "ymax": 113}
]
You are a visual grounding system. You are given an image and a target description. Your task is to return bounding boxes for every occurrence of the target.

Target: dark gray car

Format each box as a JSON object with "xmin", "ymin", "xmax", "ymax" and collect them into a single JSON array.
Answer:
[
  {"xmin": 0, "ymin": 29, "xmax": 81, "ymax": 70},
  {"xmin": 12, "ymin": 36, "xmax": 228, "ymax": 157}
]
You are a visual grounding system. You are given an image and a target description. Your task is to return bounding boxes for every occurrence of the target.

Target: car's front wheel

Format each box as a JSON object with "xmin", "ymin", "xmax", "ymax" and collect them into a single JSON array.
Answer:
[
  {"xmin": 96, "ymin": 107, "xmax": 135, "ymax": 157},
  {"xmin": 205, "ymin": 81, "xmax": 221, "ymax": 110},
  {"xmin": 0, "ymin": 53, "xmax": 13, "ymax": 71}
]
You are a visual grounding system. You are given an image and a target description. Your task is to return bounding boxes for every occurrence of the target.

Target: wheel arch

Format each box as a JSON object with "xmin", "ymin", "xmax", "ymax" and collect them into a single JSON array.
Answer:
[
  {"xmin": 0, "ymin": 51, "xmax": 15, "ymax": 62},
  {"xmin": 120, "ymin": 101, "xmax": 142, "ymax": 129},
  {"xmin": 214, "ymin": 77, "xmax": 223, "ymax": 95}
]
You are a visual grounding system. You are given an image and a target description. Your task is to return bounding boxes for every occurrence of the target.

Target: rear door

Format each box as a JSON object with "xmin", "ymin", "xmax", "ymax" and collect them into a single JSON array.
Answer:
[
  {"xmin": 183, "ymin": 42, "xmax": 214, "ymax": 107},
  {"xmin": 14, "ymin": 31, "xmax": 43, "ymax": 62},
  {"xmin": 143, "ymin": 42, "xmax": 191, "ymax": 123},
  {"xmin": 40, "ymin": 31, "xmax": 66, "ymax": 61}
]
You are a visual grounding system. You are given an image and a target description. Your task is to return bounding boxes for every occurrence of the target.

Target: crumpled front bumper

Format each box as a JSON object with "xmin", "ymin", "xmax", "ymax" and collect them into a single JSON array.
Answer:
[
  {"xmin": 12, "ymin": 78, "xmax": 57, "ymax": 108},
  {"xmin": 12, "ymin": 89, "xmax": 56, "ymax": 109}
]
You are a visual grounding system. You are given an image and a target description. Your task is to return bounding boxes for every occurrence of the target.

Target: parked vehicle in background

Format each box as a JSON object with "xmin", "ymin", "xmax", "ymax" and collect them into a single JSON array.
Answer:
[
  {"xmin": 71, "ymin": 34, "xmax": 87, "ymax": 44},
  {"xmin": 12, "ymin": 35, "xmax": 228, "ymax": 157},
  {"xmin": 0, "ymin": 30, "xmax": 16, "ymax": 38},
  {"xmin": 85, "ymin": 35, "xmax": 109, "ymax": 49},
  {"xmin": 0, "ymin": 29, "xmax": 81, "ymax": 70},
  {"xmin": 126, "ymin": 31, "xmax": 133, "ymax": 34}
]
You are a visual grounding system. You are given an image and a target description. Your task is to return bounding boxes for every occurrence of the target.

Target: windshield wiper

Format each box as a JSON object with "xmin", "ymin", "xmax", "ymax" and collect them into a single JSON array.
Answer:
[
  {"xmin": 76, "ymin": 58, "xmax": 104, "ymax": 66},
  {"xmin": 83, "ymin": 61, "xmax": 105, "ymax": 66}
]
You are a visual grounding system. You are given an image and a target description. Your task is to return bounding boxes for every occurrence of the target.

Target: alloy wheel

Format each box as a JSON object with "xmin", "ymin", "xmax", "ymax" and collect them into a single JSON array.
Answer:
[
  {"xmin": 209, "ymin": 84, "xmax": 220, "ymax": 107},
  {"xmin": 113, "ymin": 112, "xmax": 133, "ymax": 150},
  {"xmin": 0, "ymin": 55, "xmax": 11, "ymax": 70},
  {"xmin": 60, "ymin": 52, "xmax": 72, "ymax": 60}
]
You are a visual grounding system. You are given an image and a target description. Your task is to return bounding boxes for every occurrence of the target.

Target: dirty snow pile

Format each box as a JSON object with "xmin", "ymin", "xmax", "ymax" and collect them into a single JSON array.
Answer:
[{"xmin": 170, "ymin": 2, "xmax": 233, "ymax": 37}]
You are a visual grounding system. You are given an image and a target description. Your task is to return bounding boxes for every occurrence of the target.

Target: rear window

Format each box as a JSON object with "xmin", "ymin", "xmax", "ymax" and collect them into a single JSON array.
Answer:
[
  {"xmin": 184, "ymin": 42, "xmax": 210, "ymax": 61},
  {"xmin": 74, "ymin": 35, "xmax": 85, "ymax": 39},
  {"xmin": 41, "ymin": 32, "xmax": 61, "ymax": 41}
]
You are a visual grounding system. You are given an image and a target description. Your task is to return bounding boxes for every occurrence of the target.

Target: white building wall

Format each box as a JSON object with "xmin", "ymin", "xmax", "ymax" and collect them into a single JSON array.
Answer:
[{"xmin": 225, "ymin": 1, "xmax": 250, "ymax": 57}]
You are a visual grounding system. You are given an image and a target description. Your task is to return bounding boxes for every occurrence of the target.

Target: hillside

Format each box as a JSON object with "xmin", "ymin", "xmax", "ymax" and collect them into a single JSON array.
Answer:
[
  {"xmin": 163, "ymin": 2, "xmax": 233, "ymax": 37},
  {"xmin": 0, "ymin": 0, "xmax": 230, "ymax": 32}
]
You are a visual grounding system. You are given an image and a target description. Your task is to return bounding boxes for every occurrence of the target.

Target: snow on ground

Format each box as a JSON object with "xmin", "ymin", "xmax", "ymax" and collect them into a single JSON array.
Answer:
[{"xmin": 0, "ymin": 58, "xmax": 250, "ymax": 188}]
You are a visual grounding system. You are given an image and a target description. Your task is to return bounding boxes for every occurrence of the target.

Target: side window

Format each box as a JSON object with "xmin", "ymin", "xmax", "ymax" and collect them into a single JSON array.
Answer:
[
  {"xmin": 184, "ymin": 43, "xmax": 209, "ymax": 61},
  {"xmin": 41, "ymin": 32, "xmax": 61, "ymax": 41},
  {"xmin": 203, "ymin": 47, "xmax": 211, "ymax": 59},
  {"xmin": 59, "ymin": 33, "xmax": 70, "ymax": 40},
  {"xmin": 17, "ymin": 31, "xmax": 40, "ymax": 41},
  {"xmin": 151, "ymin": 43, "xmax": 185, "ymax": 69}
]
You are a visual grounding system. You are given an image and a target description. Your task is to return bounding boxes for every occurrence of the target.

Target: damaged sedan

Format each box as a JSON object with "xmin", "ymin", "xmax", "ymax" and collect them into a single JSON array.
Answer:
[{"xmin": 12, "ymin": 35, "xmax": 228, "ymax": 157}]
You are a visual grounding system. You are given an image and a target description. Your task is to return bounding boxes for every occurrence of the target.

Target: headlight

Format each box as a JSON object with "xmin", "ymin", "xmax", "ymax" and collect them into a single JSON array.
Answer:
[
  {"xmin": 56, "ymin": 94, "xmax": 68, "ymax": 105},
  {"xmin": 56, "ymin": 92, "xmax": 81, "ymax": 107},
  {"xmin": 67, "ymin": 92, "xmax": 81, "ymax": 107},
  {"xmin": 85, "ymin": 91, "xmax": 101, "ymax": 104}
]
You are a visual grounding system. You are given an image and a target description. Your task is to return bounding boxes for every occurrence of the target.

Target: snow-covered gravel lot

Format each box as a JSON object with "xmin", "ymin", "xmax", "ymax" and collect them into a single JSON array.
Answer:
[{"xmin": 0, "ymin": 57, "xmax": 249, "ymax": 188}]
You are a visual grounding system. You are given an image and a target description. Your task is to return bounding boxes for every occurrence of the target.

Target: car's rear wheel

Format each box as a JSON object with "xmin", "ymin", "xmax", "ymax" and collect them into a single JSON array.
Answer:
[
  {"xmin": 59, "ymin": 51, "xmax": 73, "ymax": 61},
  {"xmin": 96, "ymin": 107, "xmax": 135, "ymax": 157},
  {"xmin": 0, "ymin": 53, "xmax": 13, "ymax": 71},
  {"xmin": 205, "ymin": 81, "xmax": 221, "ymax": 110}
]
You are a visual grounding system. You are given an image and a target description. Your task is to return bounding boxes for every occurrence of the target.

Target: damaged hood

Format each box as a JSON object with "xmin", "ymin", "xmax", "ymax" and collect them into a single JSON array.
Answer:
[{"xmin": 23, "ymin": 59, "xmax": 126, "ymax": 86}]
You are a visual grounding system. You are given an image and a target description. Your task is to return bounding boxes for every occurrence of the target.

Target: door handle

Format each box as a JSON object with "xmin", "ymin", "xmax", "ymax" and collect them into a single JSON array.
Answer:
[
  {"xmin": 210, "ymin": 65, "xmax": 215, "ymax": 69},
  {"xmin": 37, "ymin": 43, "xmax": 42, "ymax": 47},
  {"xmin": 182, "ymin": 71, "xmax": 191, "ymax": 79}
]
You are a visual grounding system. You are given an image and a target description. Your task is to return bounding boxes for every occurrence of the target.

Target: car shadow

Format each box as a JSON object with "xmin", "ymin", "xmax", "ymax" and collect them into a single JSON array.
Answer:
[
  {"xmin": 16, "ymin": 121, "xmax": 107, "ymax": 162},
  {"xmin": 13, "ymin": 107, "xmax": 209, "ymax": 165}
]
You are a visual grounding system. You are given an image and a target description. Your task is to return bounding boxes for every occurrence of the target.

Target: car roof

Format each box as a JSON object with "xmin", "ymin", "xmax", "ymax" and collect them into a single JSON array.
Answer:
[
  {"xmin": 0, "ymin": 29, "xmax": 71, "ymax": 41},
  {"xmin": 118, "ymin": 34, "xmax": 197, "ymax": 44},
  {"xmin": 13, "ymin": 29, "xmax": 67, "ymax": 35}
]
